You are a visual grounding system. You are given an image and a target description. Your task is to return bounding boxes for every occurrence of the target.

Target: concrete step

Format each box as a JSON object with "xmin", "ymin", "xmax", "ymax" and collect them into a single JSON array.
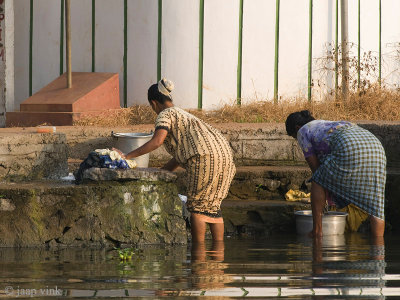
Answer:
[
  {"xmin": 221, "ymin": 199, "xmax": 310, "ymax": 236},
  {"xmin": 68, "ymin": 161, "xmax": 400, "ymax": 203},
  {"xmin": 175, "ymin": 165, "xmax": 312, "ymax": 202},
  {"xmin": 7, "ymin": 72, "xmax": 120, "ymax": 127},
  {"xmin": 6, "ymin": 111, "xmax": 119, "ymax": 127}
]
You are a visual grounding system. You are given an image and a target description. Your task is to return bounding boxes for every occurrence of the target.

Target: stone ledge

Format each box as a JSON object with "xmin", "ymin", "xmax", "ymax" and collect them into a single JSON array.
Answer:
[
  {"xmin": 82, "ymin": 167, "xmax": 177, "ymax": 183},
  {"xmin": 221, "ymin": 199, "xmax": 310, "ymax": 236},
  {"xmin": 0, "ymin": 180, "xmax": 186, "ymax": 247}
]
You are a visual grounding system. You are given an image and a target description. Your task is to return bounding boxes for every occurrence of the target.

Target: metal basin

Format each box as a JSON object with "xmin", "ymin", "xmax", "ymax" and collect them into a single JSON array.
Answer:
[
  {"xmin": 294, "ymin": 210, "xmax": 348, "ymax": 235},
  {"xmin": 112, "ymin": 132, "xmax": 153, "ymax": 168}
]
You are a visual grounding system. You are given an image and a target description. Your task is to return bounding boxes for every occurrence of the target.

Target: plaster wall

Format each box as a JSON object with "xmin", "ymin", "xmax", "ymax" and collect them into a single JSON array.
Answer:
[{"xmin": 8, "ymin": 0, "xmax": 400, "ymax": 111}]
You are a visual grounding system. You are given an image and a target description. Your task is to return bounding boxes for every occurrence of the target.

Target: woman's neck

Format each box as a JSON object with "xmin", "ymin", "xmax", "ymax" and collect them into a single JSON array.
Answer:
[{"xmin": 157, "ymin": 101, "xmax": 174, "ymax": 114}]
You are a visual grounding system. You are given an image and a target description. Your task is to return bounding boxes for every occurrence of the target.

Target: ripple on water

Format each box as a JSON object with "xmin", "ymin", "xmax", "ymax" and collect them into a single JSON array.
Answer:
[{"xmin": 0, "ymin": 233, "xmax": 400, "ymax": 298}]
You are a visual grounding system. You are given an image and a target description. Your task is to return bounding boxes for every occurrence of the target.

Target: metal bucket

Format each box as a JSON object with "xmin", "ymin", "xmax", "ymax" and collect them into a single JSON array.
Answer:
[
  {"xmin": 112, "ymin": 132, "xmax": 153, "ymax": 168},
  {"xmin": 294, "ymin": 210, "xmax": 348, "ymax": 235}
]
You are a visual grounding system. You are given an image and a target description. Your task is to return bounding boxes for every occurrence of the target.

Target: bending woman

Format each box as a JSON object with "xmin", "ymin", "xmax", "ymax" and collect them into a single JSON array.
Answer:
[
  {"xmin": 286, "ymin": 110, "xmax": 386, "ymax": 237},
  {"xmin": 113, "ymin": 79, "xmax": 236, "ymax": 242}
]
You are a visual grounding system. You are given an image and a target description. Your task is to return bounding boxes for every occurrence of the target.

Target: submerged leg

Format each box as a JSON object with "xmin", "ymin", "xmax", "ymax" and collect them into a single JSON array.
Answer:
[
  {"xmin": 370, "ymin": 215, "xmax": 385, "ymax": 237},
  {"xmin": 190, "ymin": 213, "xmax": 207, "ymax": 242},
  {"xmin": 311, "ymin": 181, "xmax": 326, "ymax": 238},
  {"xmin": 209, "ymin": 222, "xmax": 224, "ymax": 241}
]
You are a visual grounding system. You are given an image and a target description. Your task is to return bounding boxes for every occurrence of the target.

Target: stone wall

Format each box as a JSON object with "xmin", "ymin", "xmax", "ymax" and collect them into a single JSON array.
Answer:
[
  {"xmin": 0, "ymin": 130, "xmax": 68, "ymax": 181},
  {"xmin": 0, "ymin": 122, "xmax": 398, "ymax": 180},
  {"xmin": 0, "ymin": 168, "xmax": 186, "ymax": 247},
  {"xmin": 60, "ymin": 122, "xmax": 400, "ymax": 168}
]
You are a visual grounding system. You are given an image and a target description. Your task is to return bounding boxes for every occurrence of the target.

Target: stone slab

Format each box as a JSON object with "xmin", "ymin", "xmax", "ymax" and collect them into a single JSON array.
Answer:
[{"xmin": 82, "ymin": 167, "xmax": 177, "ymax": 183}]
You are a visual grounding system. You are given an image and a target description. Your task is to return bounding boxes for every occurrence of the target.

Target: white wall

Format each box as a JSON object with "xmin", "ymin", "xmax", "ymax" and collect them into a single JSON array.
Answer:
[
  {"xmin": 241, "ymin": 0, "xmax": 275, "ymax": 102},
  {"xmin": 162, "ymin": 0, "xmax": 199, "ymax": 108},
  {"xmin": 127, "ymin": 0, "xmax": 158, "ymax": 106},
  {"xmin": 95, "ymin": 0, "xmax": 125, "ymax": 105},
  {"xmin": 10, "ymin": 0, "xmax": 400, "ymax": 111},
  {"xmin": 14, "ymin": 0, "xmax": 30, "ymax": 110},
  {"xmin": 381, "ymin": 0, "xmax": 400, "ymax": 88},
  {"xmin": 70, "ymin": 0, "xmax": 92, "ymax": 73},
  {"xmin": 32, "ymin": 0, "xmax": 60, "ymax": 94},
  {"xmin": 202, "ymin": 0, "xmax": 239, "ymax": 109}
]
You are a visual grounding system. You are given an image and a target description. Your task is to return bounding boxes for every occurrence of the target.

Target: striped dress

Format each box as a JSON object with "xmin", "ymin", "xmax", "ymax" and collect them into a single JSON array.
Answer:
[
  {"xmin": 155, "ymin": 107, "xmax": 236, "ymax": 220},
  {"xmin": 297, "ymin": 120, "xmax": 386, "ymax": 220}
]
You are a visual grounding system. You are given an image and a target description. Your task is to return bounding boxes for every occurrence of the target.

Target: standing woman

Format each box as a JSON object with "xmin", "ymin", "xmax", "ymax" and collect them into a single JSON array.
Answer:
[
  {"xmin": 285, "ymin": 110, "xmax": 386, "ymax": 237},
  {"xmin": 113, "ymin": 79, "xmax": 236, "ymax": 242}
]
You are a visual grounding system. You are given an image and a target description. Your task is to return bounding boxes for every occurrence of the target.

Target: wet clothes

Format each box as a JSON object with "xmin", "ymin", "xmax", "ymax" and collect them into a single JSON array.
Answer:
[
  {"xmin": 74, "ymin": 151, "xmax": 132, "ymax": 184},
  {"xmin": 155, "ymin": 107, "xmax": 236, "ymax": 220}
]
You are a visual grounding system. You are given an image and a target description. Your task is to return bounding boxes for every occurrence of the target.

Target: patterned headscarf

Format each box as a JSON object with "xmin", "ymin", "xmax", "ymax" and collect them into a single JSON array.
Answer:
[{"xmin": 158, "ymin": 78, "xmax": 174, "ymax": 99}]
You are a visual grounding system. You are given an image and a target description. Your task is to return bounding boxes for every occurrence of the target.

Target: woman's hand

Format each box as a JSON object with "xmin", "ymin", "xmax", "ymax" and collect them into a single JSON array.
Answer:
[
  {"xmin": 162, "ymin": 158, "xmax": 180, "ymax": 172},
  {"xmin": 309, "ymin": 229, "xmax": 323, "ymax": 238},
  {"xmin": 114, "ymin": 129, "xmax": 168, "ymax": 160},
  {"xmin": 307, "ymin": 229, "xmax": 323, "ymax": 238},
  {"xmin": 310, "ymin": 181, "xmax": 325, "ymax": 238},
  {"xmin": 112, "ymin": 147, "xmax": 126, "ymax": 159}
]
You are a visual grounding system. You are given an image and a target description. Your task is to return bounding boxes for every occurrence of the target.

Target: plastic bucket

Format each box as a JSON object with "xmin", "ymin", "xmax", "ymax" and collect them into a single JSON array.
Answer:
[
  {"xmin": 294, "ymin": 210, "xmax": 348, "ymax": 235},
  {"xmin": 112, "ymin": 132, "xmax": 153, "ymax": 168}
]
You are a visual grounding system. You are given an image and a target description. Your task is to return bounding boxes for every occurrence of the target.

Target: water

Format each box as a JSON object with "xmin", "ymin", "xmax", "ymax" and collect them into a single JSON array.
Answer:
[{"xmin": 1, "ymin": 233, "xmax": 399, "ymax": 299}]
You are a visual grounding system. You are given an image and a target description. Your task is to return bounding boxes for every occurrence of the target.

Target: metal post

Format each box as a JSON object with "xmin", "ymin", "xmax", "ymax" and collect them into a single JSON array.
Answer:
[
  {"xmin": 378, "ymin": 0, "xmax": 382, "ymax": 86},
  {"xmin": 237, "ymin": 0, "xmax": 244, "ymax": 105},
  {"xmin": 198, "ymin": 0, "xmax": 204, "ymax": 110},
  {"xmin": 92, "ymin": 0, "xmax": 95, "ymax": 72},
  {"xmin": 274, "ymin": 0, "xmax": 280, "ymax": 104},
  {"xmin": 307, "ymin": 0, "xmax": 313, "ymax": 102},
  {"xmin": 157, "ymin": 0, "xmax": 162, "ymax": 81},
  {"xmin": 60, "ymin": 0, "xmax": 64, "ymax": 75},
  {"xmin": 29, "ymin": 0, "xmax": 33, "ymax": 96},
  {"xmin": 357, "ymin": 0, "xmax": 360, "ymax": 89},
  {"xmin": 65, "ymin": 0, "xmax": 72, "ymax": 88},
  {"xmin": 335, "ymin": 0, "xmax": 339, "ymax": 97},
  {"xmin": 123, "ymin": 0, "xmax": 127, "ymax": 108},
  {"xmin": 340, "ymin": 0, "xmax": 349, "ymax": 100}
]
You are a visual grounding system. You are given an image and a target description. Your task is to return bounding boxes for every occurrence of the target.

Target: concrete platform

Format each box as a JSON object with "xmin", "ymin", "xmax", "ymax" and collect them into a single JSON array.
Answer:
[{"xmin": 6, "ymin": 72, "xmax": 120, "ymax": 127}]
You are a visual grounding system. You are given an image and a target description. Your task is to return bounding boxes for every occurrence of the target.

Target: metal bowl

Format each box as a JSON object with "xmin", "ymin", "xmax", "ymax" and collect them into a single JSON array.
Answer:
[{"xmin": 294, "ymin": 210, "xmax": 348, "ymax": 235}]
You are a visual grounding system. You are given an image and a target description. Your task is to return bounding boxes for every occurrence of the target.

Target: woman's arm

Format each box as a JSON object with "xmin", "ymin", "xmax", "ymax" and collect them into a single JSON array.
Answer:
[
  {"xmin": 162, "ymin": 158, "xmax": 180, "ymax": 172},
  {"xmin": 113, "ymin": 129, "xmax": 168, "ymax": 159},
  {"xmin": 305, "ymin": 155, "xmax": 320, "ymax": 173}
]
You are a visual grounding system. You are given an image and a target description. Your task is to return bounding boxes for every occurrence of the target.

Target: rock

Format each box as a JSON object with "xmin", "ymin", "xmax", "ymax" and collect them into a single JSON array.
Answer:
[
  {"xmin": 0, "ymin": 198, "xmax": 15, "ymax": 211},
  {"xmin": 286, "ymin": 183, "xmax": 300, "ymax": 192},
  {"xmin": 82, "ymin": 167, "xmax": 177, "ymax": 183},
  {"xmin": 263, "ymin": 179, "xmax": 281, "ymax": 191}
]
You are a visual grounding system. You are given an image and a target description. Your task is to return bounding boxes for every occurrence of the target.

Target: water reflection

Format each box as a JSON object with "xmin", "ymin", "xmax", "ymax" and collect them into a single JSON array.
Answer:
[
  {"xmin": 190, "ymin": 241, "xmax": 231, "ymax": 289},
  {"xmin": 0, "ymin": 234, "xmax": 399, "ymax": 298},
  {"xmin": 309, "ymin": 234, "xmax": 386, "ymax": 298}
]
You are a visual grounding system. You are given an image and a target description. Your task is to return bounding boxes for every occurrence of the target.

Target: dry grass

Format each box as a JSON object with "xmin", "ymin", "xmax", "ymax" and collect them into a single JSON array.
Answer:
[{"xmin": 74, "ymin": 87, "xmax": 400, "ymax": 126}]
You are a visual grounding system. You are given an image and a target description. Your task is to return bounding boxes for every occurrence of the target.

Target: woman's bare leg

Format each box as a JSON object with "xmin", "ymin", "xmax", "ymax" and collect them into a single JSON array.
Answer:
[
  {"xmin": 209, "ymin": 222, "xmax": 224, "ymax": 241},
  {"xmin": 191, "ymin": 241, "xmax": 206, "ymax": 261},
  {"xmin": 370, "ymin": 215, "xmax": 385, "ymax": 237},
  {"xmin": 311, "ymin": 181, "xmax": 326, "ymax": 238},
  {"xmin": 190, "ymin": 213, "xmax": 207, "ymax": 242}
]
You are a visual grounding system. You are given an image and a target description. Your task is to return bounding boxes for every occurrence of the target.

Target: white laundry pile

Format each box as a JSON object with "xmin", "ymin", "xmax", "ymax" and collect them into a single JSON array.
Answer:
[{"xmin": 95, "ymin": 148, "xmax": 137, "ymax": 169}]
